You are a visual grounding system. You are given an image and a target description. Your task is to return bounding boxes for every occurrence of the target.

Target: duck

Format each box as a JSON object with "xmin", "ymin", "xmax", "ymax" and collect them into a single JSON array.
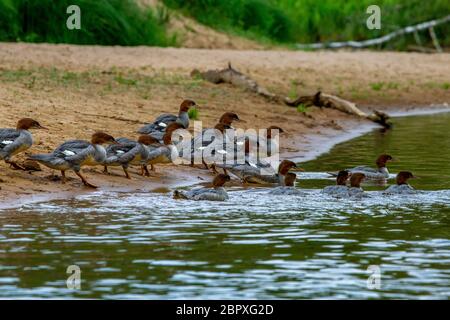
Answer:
[
  {"xmin": 331, "ymin": 154, "xmax": 394, "ymax": 180},
  {"xmin": 322, "ymin": 170, "xmax": 351, "ymax": 196},
  {"xmin": 102, "ymin": 135, "xmax": 159, "ymax": 179},
  {"xmin": 137, "ymin": 99, "xmax": 196, "ymax": 141},
  {"xmin": 29, "ymin": 132, "xmax": 117, "ymax": 188},
  {"xmin": 383, "ymin": 171, "xmax": 417, "ymax": 195},
  {"xmin": 173, "ymin": 173, "xmax": 231, "ymax": 201},
  {"xmin": 348, "ymin": 173, "xmax": 366, "ymax": 197},
  {"xmin": 0, "ymin": 118, "xmax": 47, "ymax": 170},
  {"xmin": 269, "ymin": 172, "xmax": 303, "ymax": 195},
  {"xmin": 140, "ymin": 122, "xmax": 185, "ymax": 175},
  {"xmin": 226, "ymin": 159, "xmax": 301, "ymax": 185}
]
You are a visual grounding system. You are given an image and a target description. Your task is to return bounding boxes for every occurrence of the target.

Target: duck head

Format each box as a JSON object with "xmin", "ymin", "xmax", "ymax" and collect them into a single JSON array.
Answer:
[
  {"xmin": 350, "ymin": 173, "xmax": 365, "ymax": 188},
  {"xmin": 376, "ymin": 154, "xmax": 394, "ymax": 168},
  {"xmin": 284, "ymin": 172, "xmax": 297, "ymax": 187},
  {"xmin": 138, "ymin": 135, "xmax": 160, "ymax": 146},
  {"xmin": 267, "ymin": 126, "xmax": 284, "ymax": 139},
  {"xmin": 396, "ymin": 171, "xmax": 416, "ymax": 185},
  {"xmin": 91, "ymin": 132, "xmax": 117, "ymax": 145},
  {"xmin": 219, "ymin": 112, "xmax": 241, "ymax": 126},
  {"xmin": 179, "ymin": 99, "xmax": 196, "ymax": 113},
  {"xmin": 163, "ymin": 123, "xmax": 185, "ymax": 145},
  {"xmin": 213, "ymin": 173, "xmax": 231, "ymax": 187},
  {"xmin": 16, "ymin": 118, "xmax": 47, "ymax": 130},
  {"xmin": 336, "ymin": 170, "xmax": 351, "ymax": 186},
  {"xmin": 278, "ymin": 160, "xmax": 301, "ymax": 175}
]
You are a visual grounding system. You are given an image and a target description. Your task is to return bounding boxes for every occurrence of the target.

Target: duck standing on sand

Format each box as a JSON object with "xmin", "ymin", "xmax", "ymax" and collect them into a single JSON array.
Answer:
[
  {"xmin": 137, "ymin": 100, "xmax": 196, "ymax": 141},
  {"xmin": 103, "ymin": 135, "xmax": 159, "ymax": 179},
  {"xmin": 29, "ymin": 132, "xmax": 117, "ymax": 188},
  {"xmin": 0, "ymin": 118, "xmax": 47, "ymax": 170},
  {"xmin": 383, "ymin": 171, "xmax": 417, "ymax": 194},
  {"xmin": 269, "ymin": 172, "xmax": 303, "ymax": 195},
  {"xmin": 341, "ymin": 154, "xmax": 394, "ymax": 180},
  {"xmin": 140, "ymin": 122, "xmax": 185, "ymax": 175},
  {"xmin": 173, "ymin": 174, "xmax": 231, "ymax": 201},
  {"xmin": 322, "ymin": 170, "xmax": 351, "ymax": 196}
]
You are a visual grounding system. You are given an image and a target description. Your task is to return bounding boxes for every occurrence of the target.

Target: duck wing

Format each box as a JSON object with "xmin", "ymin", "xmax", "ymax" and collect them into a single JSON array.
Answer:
[
  {"xmin": 0, "ymin": 129, "xmax": 22, "ymax": 155},
  {"xmin": 137, "ymin": 114, "xmax": 177, "ymax": 134},
  {"xmin": 349, "ymin": 165, "xmax": 378, "ymax": 173}
]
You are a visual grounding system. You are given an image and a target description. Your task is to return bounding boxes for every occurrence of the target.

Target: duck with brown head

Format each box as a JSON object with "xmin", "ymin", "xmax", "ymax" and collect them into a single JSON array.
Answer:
[
  {"xmin": 137, "ymin": 99, "xmax": 196, "ymax": 141},
  {"xmin": 269, "ymin": 172, "xmax": 304, "ymax": 195},
  {"xmin": 173, "ymin": 173, "xmax": 231, "ymax": 201},
  {"xmin": 103, "ymin": 135, "xmax": 160, "ymax": 179},
  {"xmin": 139, "ymin": 122, "xmax": 185, "ymax": 176},
  {"xmin": 29, "ymin": 131, "xmax": 117, "ymax": 188},
  {"xmin": 0, "ymin": 118, "xmax": 47, "ymax": 170},
  {"xmin": 383, "ymin": 171, "xmax": 417, "ymax": 195},
  {"xmin": 226, "ymin": 159, "xmax": 302, "ymax": 185},
  {"xmin": 323, "ymin": 170, "xmax": 351, "ymax": 196},
  {"xmin": 343, "ymin": 154, "xmax": 394, "ymax": 180}
]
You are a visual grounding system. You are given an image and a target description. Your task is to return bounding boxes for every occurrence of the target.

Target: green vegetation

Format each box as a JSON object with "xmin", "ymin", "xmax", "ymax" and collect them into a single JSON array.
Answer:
[
  {"xmin": 163, "ymin": 0, "xmax": 450, "ymax": 49},
  {"xmin": 188, "ymin": 107, "xmax": 200, "ymax": 120},
  {"xmin": 0, "ymin": 0, "xmax": 175, "ymax": 46},
  {"xmin": 296, "ymin": 104, "xmax": 308, "ymax": 113}
]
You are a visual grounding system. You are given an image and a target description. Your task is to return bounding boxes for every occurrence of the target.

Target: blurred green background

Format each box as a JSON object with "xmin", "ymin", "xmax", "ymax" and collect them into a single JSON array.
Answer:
[{"xmin": 0, "ymin": 0, "xmax": 448, "ymax": 49}]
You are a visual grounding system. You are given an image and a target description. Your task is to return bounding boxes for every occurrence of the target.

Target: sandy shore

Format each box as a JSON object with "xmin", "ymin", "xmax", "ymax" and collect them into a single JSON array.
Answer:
[{"xmin": 0, "ymin": 43, "xmax": 449, "ymax": 208}]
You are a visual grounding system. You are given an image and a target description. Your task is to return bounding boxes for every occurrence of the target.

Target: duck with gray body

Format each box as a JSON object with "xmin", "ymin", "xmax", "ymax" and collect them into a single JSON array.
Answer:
[
  {"xmin": 0, "ymin": 118, "xmax": 47, "ymax": 170},
  {"xmin": 173, "ymin": 174, "xmax": 230, "ymax": 201},
  {"xmin": 345, "ymin": 154, "xmax": 394, "ymax": 180},
  {"xmin": 29, "ymin": 132, "xmax": 117, "ymax": 188},
  {"xmin": 269, "ymin": 172, "xmax": 303, "ymax": 195},
  {"xmin": 103, "ymin": 136, "xmax": 159, "ymax": 179},
  {"xmin": 383, "ymin": 171, "xmax": 417, "ymax": 195},
  {"xmin": 137, "ymin": 100, "xmax": 196, "ymax": 142}
]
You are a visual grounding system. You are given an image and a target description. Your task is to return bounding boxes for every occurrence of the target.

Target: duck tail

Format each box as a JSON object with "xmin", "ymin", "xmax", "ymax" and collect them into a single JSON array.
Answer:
[
  {"xmin": 326, "ymin": 172, "xmax": 338, "ymax": 177},
  {"xmin": 28, "ymin": 154, "xmax": 52, "ymax": 163},
  {"xmin": 173, "ymin": 190, "xmax": 188, "ymax": 200}
]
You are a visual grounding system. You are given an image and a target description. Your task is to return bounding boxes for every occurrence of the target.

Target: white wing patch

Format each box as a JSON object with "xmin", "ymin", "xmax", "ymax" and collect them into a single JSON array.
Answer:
[
  {"xmin": 217, "ymin": 149, "xmax": 227, "ymax": 154},
  {"xmin": 158, "ymin": 122, "xmax": 167, "ymax": 128},
  {"xmin": 249, "ymin": 162, "xmax": 258, "ymax": 168},
  {"xmin": 197, "ymin": 146, "xmax": 206, "ymax": 150},
  {"xmin": 1, "ymin": 140, "xmax": 13, "ymax": 145},
  {"xmin": 116, "ymin": 150, "xmax": 125, "ymax": 154},
  {"xmin": 236, "ymin": 141, "xmax": 244, "ymax": 146},
  {"xmin": 62, "ymin": 150, "xmax": 76, "ymax": 156}
]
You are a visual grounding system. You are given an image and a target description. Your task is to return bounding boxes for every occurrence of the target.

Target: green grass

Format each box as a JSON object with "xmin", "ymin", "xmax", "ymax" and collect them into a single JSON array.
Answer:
[
  {"xmin": 0, "ymin": 0, "xmax": 176, "ymax": 46},
  {"xmin": 296, "ymin": 104, "xmax": 308, "ymax": 113},
  {"xmin": 163, "ymin": 0, "xmax": 450, "ymax": 49},
  {"xmin": 188, "ymin": 107, "xmax": 200, "ymax": 120}
]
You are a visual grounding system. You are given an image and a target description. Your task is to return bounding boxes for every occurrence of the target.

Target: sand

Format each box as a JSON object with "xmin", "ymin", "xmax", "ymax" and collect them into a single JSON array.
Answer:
[{"xmin": 0, "ymin": 43, "xmax": 449, "ymax": 208}]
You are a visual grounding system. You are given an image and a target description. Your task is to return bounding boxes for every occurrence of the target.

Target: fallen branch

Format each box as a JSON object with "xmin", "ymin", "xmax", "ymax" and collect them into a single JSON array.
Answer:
[
  {"xmin": 191, "ymin": 63, "xmax": 282, "ymax": 103},
  {"xmin": 192, "ymin": 64, "xmax": 391, "ymax": 128},
  {"xmin": 285, "ymin": 91, "xmax": 391, "ymax": 128}
]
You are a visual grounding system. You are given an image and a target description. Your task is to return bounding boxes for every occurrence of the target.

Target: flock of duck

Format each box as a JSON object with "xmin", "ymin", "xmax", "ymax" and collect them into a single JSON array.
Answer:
[{"xmin": 0, "ymin": 100, "xmax": 418, "ymax": 201}]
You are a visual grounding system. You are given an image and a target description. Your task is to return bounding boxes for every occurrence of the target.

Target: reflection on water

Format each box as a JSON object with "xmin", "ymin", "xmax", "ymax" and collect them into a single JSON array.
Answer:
[{"xmin": 0, "ymin": 113, "xmax": 449, "ymax": 299}]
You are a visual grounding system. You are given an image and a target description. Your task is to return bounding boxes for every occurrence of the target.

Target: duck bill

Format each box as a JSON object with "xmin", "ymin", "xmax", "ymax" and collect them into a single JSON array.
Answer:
[
  {"xmin": 37, "ymin": 125, "xmax": 49, "ymax": 130},
  {"xmin": 291, "ymin": 167, "xmax": 304, "ymax": 172}
]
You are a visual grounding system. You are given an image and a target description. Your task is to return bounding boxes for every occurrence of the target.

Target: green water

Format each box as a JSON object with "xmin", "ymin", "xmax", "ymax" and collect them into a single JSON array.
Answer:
[{"xmin": 0, "ymin": 113, "xmax": 449, "ymax": 299}]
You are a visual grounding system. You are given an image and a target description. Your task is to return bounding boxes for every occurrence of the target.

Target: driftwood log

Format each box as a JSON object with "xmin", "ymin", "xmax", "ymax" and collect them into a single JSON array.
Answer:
[{"xmin": 192, "ymin": 63, "xmax": 391, "ymax": 129}]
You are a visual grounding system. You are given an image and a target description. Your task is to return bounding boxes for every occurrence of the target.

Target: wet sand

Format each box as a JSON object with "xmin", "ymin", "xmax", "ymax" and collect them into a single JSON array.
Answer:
[{"xmin": 0, "ymin": 43, "xmax": 449, "ymax": 208}]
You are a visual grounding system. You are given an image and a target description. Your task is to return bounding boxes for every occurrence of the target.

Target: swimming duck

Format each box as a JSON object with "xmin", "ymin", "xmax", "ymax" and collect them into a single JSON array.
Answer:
[
  {"xmin": 348, "ymin": 173, "xmax": 366, "ymax": 197},
  {"xmin": 173, "ymin": 173, "xmax": 231, "ymax": 201},
  {"xmin": 0, "ymin": 118, "xmax": 47, "ymax": 170},
  {"xmin": 337, "ymin": 154, "xmax": 394, "ymax": 180},
  {"xmin": 137, "ymin": 100, "xmax": 196, "ymax": 141},
  {"xmin": 227, "ymin": 159, "xmax": 301, "ymax": 185},
  {"xmin": 29, "ymin": 132, "xmax": 117, "ymax": 188},
  {"xmin": 383, "ymin": 171, "xmax": 417, "ymax": 195},
  {"xmin": 140, "ymin": 122, "xmax": 184, "ymax": 175},
  {"xmin": 322, "ymin": 170, "xmax": 351, "ymax": 196},
  {"xmin": 103, "ymin": 135, "xmax": 159, "ymax": 179},
  {"xmin": 269, "ymin": 172, "xmax": 303, "ymax": 195}
]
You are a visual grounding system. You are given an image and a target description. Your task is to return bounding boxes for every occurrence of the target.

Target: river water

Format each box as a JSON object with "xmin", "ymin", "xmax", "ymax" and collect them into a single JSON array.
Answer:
[{"xmin": 1, "ymin": 113, "xmax": 449, "ymax": 299}]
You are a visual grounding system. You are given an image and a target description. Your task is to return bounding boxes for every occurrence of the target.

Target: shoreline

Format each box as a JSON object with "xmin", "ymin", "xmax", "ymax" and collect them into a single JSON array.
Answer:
[{"xmin": 1, "ymin": 105, "xmax": 448, "ymax": 210}]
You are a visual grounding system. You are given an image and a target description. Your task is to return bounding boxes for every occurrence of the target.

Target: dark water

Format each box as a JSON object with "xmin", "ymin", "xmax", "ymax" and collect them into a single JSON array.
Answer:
[{"xmin": 0, "ymin": 113, "xmax": 449, "ymax": 299}]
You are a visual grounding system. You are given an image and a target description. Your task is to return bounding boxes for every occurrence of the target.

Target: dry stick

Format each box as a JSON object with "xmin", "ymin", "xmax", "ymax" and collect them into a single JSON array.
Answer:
[
  {"xmin": 428, "ymin": 27, "xmax": 443, "ymax": 53},
  {"xmin": 193, "ymin": 64, "xmax": 391, "ymax": 129},
  {"xmin": 296, "ymin": 15, "xmax": 450, "ymax": 50}
]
